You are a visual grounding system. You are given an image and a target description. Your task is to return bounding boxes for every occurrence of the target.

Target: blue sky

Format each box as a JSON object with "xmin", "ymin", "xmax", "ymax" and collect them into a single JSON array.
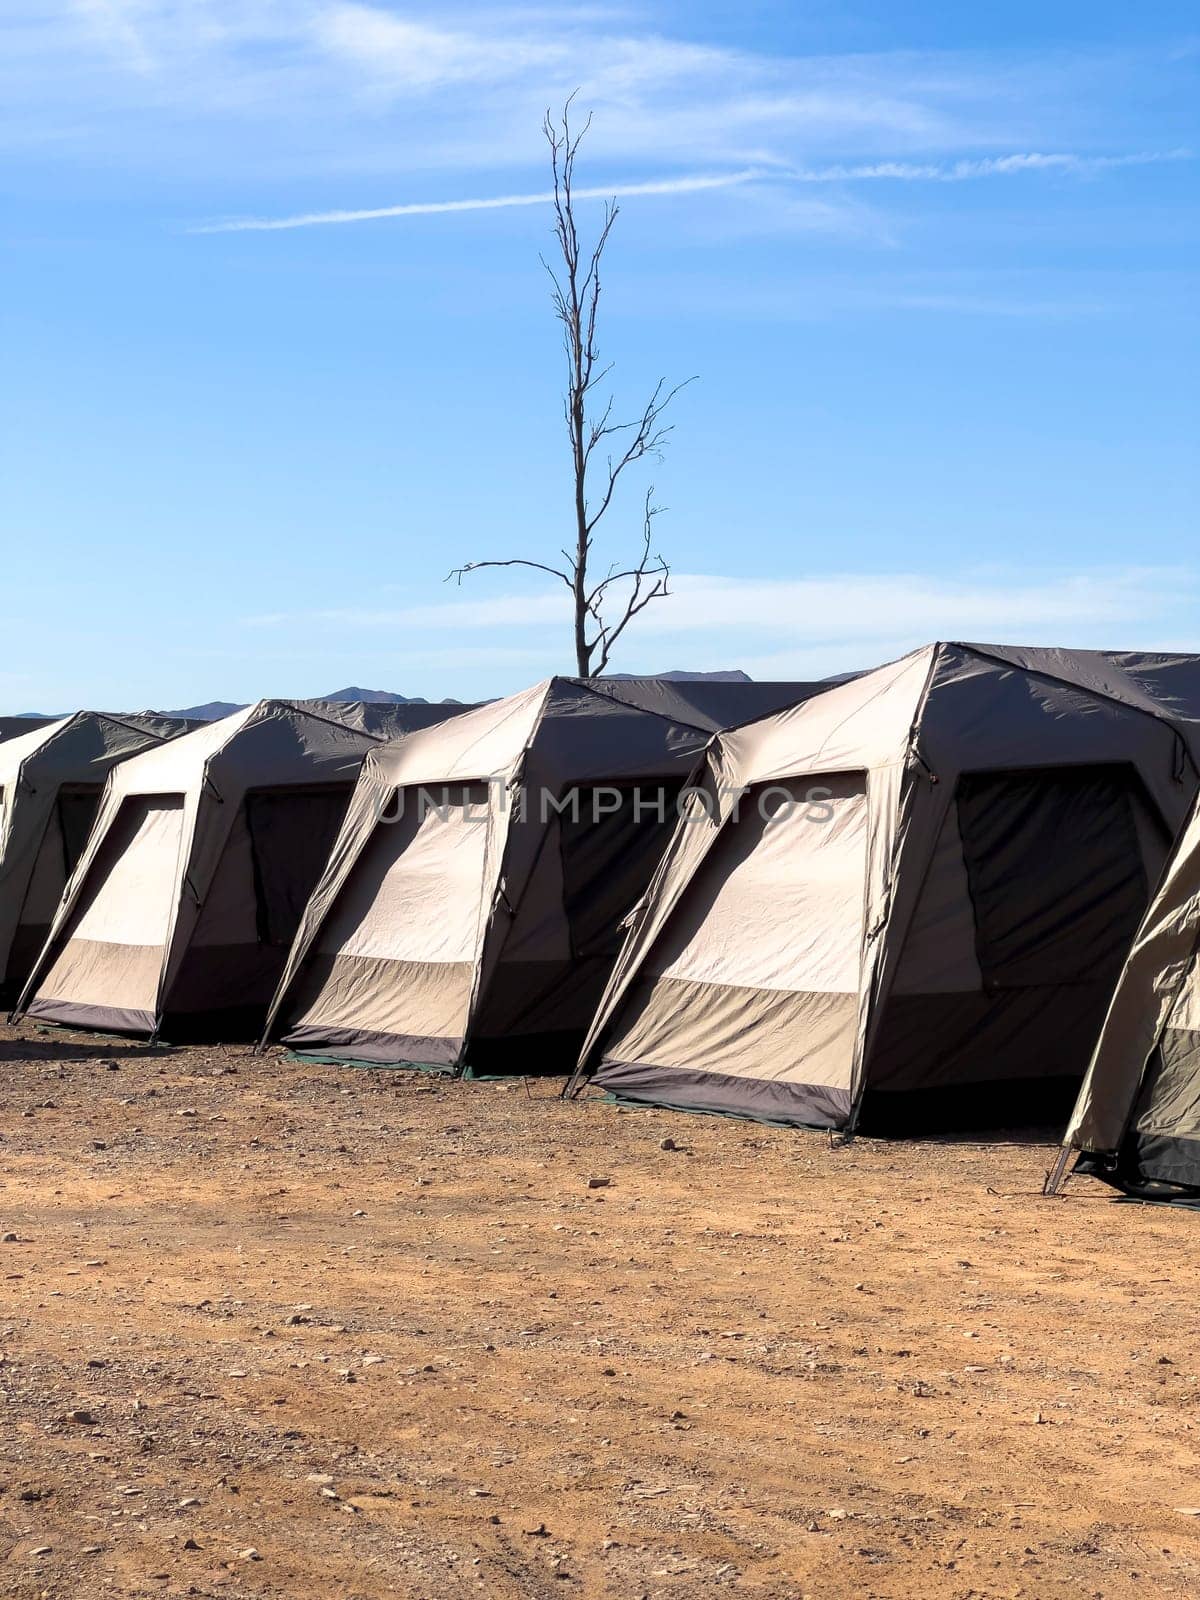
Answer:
[{"xmin": 2, "ymin": 1, "xmax": 1197, "ymax": 709}]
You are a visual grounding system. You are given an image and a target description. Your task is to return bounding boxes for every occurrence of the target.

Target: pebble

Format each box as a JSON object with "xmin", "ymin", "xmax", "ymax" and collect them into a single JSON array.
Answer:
[
  {"xmin": 659, "ymin": 1138, "xmax": 677, "ymax": 1151},
  {"xmin": 1, "ymin": 1233, "xmax": 17, "ymax": 1243},
  {"xmin": 587, "ymin": 1177, "xmax": 611, "ymax": 1189},
  {"xmin": 239, "ymin": 1547, "xmax": 262, "ymax": 1561}
]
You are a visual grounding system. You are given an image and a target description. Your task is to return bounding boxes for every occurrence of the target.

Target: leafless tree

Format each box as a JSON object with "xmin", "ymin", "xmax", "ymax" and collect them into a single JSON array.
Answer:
[{"xmin": 449, "ymin": 97, "xmax": 694, "ymax": 677}]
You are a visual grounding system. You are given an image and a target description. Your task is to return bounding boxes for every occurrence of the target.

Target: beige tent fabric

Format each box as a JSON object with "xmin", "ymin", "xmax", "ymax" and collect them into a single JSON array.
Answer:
[
  {"xmin": 575, "ymin": 643, "xmax": 1200, "ymax": 1132},
  {"xmin": 34, "ymin": 798, "xmax": 185, "ymax": 1028},
  {"xmin": 15, "ymin": 700, "xmax": 437, "ymax": 1038},
  {"xmin": 602, "ymin": 775, "xmax": 868, "ymax": 1097},
  {"xmin": 282, "ymin": 785, "xmax": 491, "ymax": 1062},
  {"xmin": 0, "ymin": 712, "xmax": 188, "ymax": 996}
]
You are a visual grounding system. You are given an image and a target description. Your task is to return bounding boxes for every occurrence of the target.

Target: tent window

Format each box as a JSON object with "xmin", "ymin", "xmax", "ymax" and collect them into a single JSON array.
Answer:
[
  {"xmin": 560, "ymin": 781, "xmax": 685, "ymax": 960},
  {"xmin": 956, "ymin": 764, "xmax": 1148, "ymax": 990},
  {"xmin": 245, "ymin": 786, "xmax": 354, "ymax": 949},
  {"xmin": 56, "ymin": 785, "xmax": 102, "ymax": 878}
]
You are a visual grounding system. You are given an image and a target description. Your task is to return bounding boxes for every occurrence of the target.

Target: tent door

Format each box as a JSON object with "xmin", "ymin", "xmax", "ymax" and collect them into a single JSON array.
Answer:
[{"xmin": 244, "ymin": 784, "xmax": 355, "ymax": 950}]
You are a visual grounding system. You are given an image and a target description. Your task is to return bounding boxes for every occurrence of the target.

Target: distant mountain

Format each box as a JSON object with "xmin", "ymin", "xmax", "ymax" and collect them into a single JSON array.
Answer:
[
  {"xmin": 607, "ymin": 670, "xmax": 753, "ymax": 683},
  {"xmin": 321, "ymin": 685, "xmax": 425, "ymax": 705},
  {"xmin": 167, "ymin": 700, "xmax": 245, "ymax": 721},
  {"xmin": 163, "ymin": 687, "xmax": 465, "ymax": 720}
]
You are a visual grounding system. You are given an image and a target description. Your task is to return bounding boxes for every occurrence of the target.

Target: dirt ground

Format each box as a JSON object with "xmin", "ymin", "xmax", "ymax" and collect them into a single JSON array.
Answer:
[{"xmin": 1, "ymin": 1022, "xmax": 1198, "ymax": 1600}]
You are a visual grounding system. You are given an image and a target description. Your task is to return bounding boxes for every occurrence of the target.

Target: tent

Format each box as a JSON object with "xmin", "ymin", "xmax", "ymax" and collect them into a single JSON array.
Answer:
[
  {"xmin": 568, "ymin": 643, "xmax": 1200, "ymax": 1133},
  {"xmin": 1052, "ymin": 786, "xmax": 1200, "ymax": 1197},
  {"xmin": 261, "ymin": 676, "xmax": 824, "ymax": 1074},
  {"xmin": 0, "ymin": 712, "xmax": 192, "ymax": 1001},
  {"xmin": 13, "ymin": 699, "xmax": 470, "ymax": 1039}
]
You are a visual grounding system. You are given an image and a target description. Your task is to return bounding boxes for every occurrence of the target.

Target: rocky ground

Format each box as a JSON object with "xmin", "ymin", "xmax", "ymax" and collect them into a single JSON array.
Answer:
[{"xmin": 1, "ymin": 1020, "xmax": 1198, "ymax": 1599}]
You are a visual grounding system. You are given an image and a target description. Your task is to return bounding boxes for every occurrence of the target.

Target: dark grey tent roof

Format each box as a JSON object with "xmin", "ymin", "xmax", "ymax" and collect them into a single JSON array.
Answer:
[{"xmin": 584, "ymin": 678, "xmax": 832, "ymax": 734}]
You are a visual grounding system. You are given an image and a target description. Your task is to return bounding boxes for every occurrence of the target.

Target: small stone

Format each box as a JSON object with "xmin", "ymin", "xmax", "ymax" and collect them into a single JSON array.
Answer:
[
  {"xmin": 178, "ymin": 1497, "xmax": 201, "ymax": 1508},
  {"xmin": 523, "ymin": 1523, "xmax": 550, "ymax": 1537},
  {"xmin": 1, "ymin": 1232, "xmax": 18, "ymax": 1243},
  {"xmin": 239, "ymin": 1547, "xmax": 262, "ymax": 1561},
  {"xmin": 30, "ymin": 1545, "xmax": 52, "ymax": 1556},
  {"xmin": 659, "ymin": 1137, "xmax": 677, "ymax": 1151},
  {"xmin": 92, "ymin": 1141, "xmax": 107, "ymax": 1151},
  {"xmin": 183, "ymin": 1537, "xmax": 201, "ymax": 1550},
  {"xmin": 320, "ymin": 1486, "xmax": 340, "ymax": 1500},
  {"xmin": 362, "ymin": 1355, "xmax": 384, "ymax": 1367},
  {"xmin": 178, "ymin": 1108, "xmax": 197, "ymax": 1118},
  {"xmin": 587, "ymin": 1177, "xmax": 610, "ymax": 1189},
  {"xmin": 67, "ymin": 1408, "xmax": 98, "ymax": 1425},
  {"xmin": 306, "ymin": 1473, "xmax": 335, "ymax": 1486}
]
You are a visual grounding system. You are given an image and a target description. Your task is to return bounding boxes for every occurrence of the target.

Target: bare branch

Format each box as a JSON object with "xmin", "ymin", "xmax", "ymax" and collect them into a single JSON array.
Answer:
[{"xmin": 446, "ymin": 558, "xmax": 575, "ymax": 592}]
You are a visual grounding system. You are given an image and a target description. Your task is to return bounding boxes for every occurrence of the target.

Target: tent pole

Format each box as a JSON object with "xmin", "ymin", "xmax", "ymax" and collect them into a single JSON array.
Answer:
[{"xmin": 1043, "ymin": 1144, "xmax": 1073, "ymax": 1196}]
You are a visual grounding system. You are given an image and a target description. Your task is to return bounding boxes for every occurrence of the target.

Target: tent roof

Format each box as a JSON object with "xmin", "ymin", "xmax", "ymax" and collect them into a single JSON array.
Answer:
[
  {"xmin": 0, "ymin": 711, "xmax": 187, "ymax": 786},
  {"xmin": 99, "ymin": 698, "xmax": 411, "ymax": 798},
  {"xmin": 355, "ymin": 677, "xmax": 824, "ymax": 793},
  {"xmin": 715, "ymin": 642, "xmax": 1200, "ymax": 787},
  {"xmin": 583, "ymin": 677, "xmax": 830, "ymax": 733}
]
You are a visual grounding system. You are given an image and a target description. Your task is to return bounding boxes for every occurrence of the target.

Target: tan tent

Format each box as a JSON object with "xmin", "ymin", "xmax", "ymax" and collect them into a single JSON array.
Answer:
[
  {"xmin": 261, "ymin": 676, "xmax": 824, "ymax": 1074},
  {"xmin": 0, "ymin": 712, "xmax": 190, "ymax": 1001},
  {"xmin": 1052, "ymin": 786, "xmax": 1200, "ymax": 1197},
  {"xmin": 569, "ymin": 643, "xmax": 1200, "ymax": 1132},
  {"xmin": 13, "ymin": 699, "xmax": 469, "ymax": 1039}
]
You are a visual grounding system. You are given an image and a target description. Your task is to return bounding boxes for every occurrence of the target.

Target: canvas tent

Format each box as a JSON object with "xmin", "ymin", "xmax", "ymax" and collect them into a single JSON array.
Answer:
[
  {"xmin": 568, "ymin": 643, "xmax": 1200, "ymax": 1133},
  {"xmin": 1052, "ymin": 787, "xmax": 1200, "ymax": 1197},
  {"xmin": 261, "ymin": 676, "xmax": 824, "ymax": 1074},
  {"xmin": 13, "ymin": 699, "xmax": 469, "ymax": 1039},
  {"xmin": 0, "ymin": 712, "xmax": 191, "ymax": 1001}
]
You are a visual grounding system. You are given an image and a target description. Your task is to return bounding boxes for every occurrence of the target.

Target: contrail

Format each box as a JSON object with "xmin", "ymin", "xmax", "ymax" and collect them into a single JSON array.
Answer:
[
  {"xmin": 191, "ymin": 169, "xmax": 764, "ymax": 234},
  {"xmin": 191, "ymin": 148, "xmax": 1189, "ymax": 234}
]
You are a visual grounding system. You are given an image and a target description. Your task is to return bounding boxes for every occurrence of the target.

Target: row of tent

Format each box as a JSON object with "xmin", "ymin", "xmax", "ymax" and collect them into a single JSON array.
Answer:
[{"xmin": 7, "ymin": 651, "xmax": 1200, "ymax": 1201}]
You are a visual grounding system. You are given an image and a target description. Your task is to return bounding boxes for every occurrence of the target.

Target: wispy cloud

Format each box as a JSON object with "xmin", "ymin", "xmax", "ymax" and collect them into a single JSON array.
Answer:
[
  {"xmin": 191, "ymin": 168, "xmax": 764, "ymax": 233},
  {"xmin": 9, "ymin": 2, "xmax": 1192, "ymax": 185},
  {"xmin": 246, "ymin": 566, "xmax": 1198, "ymax": 648},
  {"xmin": 192, "ymin": 147, "xmax": 1189, "ymax": 233},
  {"xmin": 786, "ymin": 148, "xmax": 1192, "ymax": 182}
]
